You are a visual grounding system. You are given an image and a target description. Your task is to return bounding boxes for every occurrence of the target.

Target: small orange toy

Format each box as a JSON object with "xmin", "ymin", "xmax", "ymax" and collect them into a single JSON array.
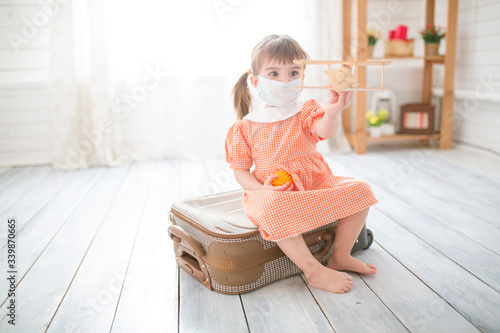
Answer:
[{"xmin": 272, "ymin": 170, "xmax": 294, "ymax": 188}]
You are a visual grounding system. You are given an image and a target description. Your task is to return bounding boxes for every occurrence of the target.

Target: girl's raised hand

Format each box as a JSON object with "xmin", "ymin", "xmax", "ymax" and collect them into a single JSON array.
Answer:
[
  {"xmin": 325, "ymin": 90, "xmax": 354, "ymax": 116},
  {"xmin": 262, "ymin": 174, "xmax": 294, "ymax": 191}
]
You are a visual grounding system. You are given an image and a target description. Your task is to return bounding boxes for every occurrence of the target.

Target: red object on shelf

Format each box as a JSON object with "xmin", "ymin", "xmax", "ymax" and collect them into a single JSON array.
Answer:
[
  {"xmin": 389, "ymin": 30, "xmax": 396, "ymax": 39},
  {"xmin": 395, "ymin": 25, "xmax": 408, "ymax": 41}
]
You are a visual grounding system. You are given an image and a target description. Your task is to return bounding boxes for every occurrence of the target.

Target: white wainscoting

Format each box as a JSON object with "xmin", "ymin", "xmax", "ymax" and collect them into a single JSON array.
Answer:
[
  {"xmin": 0, "ymin": 1, "xmax": 51, "ymax": 166},
  {"xmin": 434, "ymin": 0, "xmax": 500, "ymax": 154}
]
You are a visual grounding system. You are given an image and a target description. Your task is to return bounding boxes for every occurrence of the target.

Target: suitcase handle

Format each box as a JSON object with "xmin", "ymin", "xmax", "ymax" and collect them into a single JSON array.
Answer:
[
  {"xmin": 306, "ymin": 227, "xmax": 336, "ymax": 260},
  {"xmin": 168, "ymin": 225, "xmax": 206, "ymax": 257}
]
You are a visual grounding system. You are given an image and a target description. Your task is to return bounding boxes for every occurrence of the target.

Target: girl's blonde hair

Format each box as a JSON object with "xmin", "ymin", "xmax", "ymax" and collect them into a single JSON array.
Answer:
[{"xmin": 232, "ymin": 34, "xmax": 310, "ymax": 120}]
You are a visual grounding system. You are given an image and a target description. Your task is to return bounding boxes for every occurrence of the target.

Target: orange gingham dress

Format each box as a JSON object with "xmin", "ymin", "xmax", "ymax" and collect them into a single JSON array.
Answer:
[{"xmin": 225, "ymin": 99, "xmax": 378, "ymax": 242}]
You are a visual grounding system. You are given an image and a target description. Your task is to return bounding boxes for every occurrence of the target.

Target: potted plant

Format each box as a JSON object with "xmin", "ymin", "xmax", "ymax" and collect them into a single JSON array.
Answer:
[
  {"xmin": 365, "ymin": 109, "xmax": 389, "ymax": 137},
  {"xmin": 420, "ymin": 24, "xmax": 446, "ymax": 56},
  {"xmin": 366, "ymin": 28, "xmax": 382, "ymax": 58}
]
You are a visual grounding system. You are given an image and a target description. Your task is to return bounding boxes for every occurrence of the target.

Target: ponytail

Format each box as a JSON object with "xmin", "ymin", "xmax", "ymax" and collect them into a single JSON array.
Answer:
[{"xmin": 232, "ymin": 72, "xmax": 252, "ymax": 120}]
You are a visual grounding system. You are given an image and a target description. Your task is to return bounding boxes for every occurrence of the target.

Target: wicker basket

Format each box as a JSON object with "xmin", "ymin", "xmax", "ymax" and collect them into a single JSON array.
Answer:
[{"xmin": 384, "ymin": 39, "xmax": 414, "ymax": 57}]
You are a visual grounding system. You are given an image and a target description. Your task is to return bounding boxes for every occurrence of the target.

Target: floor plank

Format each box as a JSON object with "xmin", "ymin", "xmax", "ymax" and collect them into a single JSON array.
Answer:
[
  {"xmin": 431, "ymin": 144, "xmax": 500, "ymax": 181},
  {"xmin": 0, "ymin": 167, "xmax": 11, "ymax": 176},
  {"xmin": 0, "ymin": 166, "xmax": 55, "ymax": 217},
  {"xmin": 368, "ymin": 208, "xmax": 500, "ymax": 333},
  {"xmin": 0, "ymin": 165, "xmax": 130, "ymax": 332},
  {"xmin": 330, "ymin": 156, "xmax": 500, "ymax": 292},
  {"xmin": 111, "ymin": 160, "xmax": 180, "ymax": 333},
  {"xmin": 357, "ymin": 243, "xmax": 480, "ymax": 332},
  {"xmin": 179, "ymin": 158, "xmax": 211, "ymax": 199},
  {"xmin": 0, "ymin": 167, "xmax": 79, "ymax": 242},
  {"xmin": 0, "ymin": 166, "xmax": 31, "ymax": 192},
  {"xmin": 179, "ymin": 270, "xmax": 248, "ymax": 333},
  {"xmin": 357, "ymin": 150, "xmax": 500, "ymax": 224},
  {"xmin": 331, "ymin": 153, "xmax": 500, "ymax": 250},
  {"xmin": 375, "ymin": 145, "xmax": 500, "ymax": 199},
  {"xmin": 47, "ymin": 162, "xmax": 155, "ymax": 332},
  {"xmin": 240, "ymin": 275, "xmax": 334, "ymax": 332},
  {"xmin": 0, "ymin": 167, "xmax": 105, "ymax": 306},
  {"xmin": 309, "ymin": 273, "xmax": 408, "ymax": 332}
]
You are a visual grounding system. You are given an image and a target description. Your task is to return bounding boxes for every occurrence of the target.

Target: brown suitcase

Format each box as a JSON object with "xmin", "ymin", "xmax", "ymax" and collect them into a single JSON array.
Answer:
[{"xmin": 168, "ymin": 190, "xmax": 373, "ymax": 294}]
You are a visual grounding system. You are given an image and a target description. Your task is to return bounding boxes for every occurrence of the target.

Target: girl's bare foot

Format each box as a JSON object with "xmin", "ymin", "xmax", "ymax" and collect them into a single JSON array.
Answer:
[
  {"xmin": 327, "ymin": 253, "xmax": 377, "ymax": 275},
  {"xmin": 305, "ymin": 265, "xmax": 353, "ymax": 293}
]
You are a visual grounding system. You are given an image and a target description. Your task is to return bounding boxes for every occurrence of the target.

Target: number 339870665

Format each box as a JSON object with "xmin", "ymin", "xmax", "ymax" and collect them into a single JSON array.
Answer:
[{"xmin": 7, "ymin": 218, "xmax": 16, "ymax": 268}]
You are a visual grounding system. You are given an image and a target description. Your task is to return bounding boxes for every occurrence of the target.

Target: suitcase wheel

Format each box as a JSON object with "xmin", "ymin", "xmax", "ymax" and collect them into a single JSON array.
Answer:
[{"xmin": 364, "ymin": 229, "xmax": 374, "ymax": 250}]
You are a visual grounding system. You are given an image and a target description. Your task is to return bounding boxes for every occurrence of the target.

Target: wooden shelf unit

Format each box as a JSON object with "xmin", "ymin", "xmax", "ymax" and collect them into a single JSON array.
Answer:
[{"xmin": 342, "ymin": 0, "xmax": 458, "ymax": 154}]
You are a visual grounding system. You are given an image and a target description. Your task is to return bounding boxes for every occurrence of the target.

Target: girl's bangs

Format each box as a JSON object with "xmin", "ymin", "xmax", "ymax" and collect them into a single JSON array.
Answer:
[
  {"xmin": 266, "ymin": 42, "xmax": 305, "ymax": 63},
  {"xmin": 252, "ymin": 35, "xmax": 310, "ymax": 72}
]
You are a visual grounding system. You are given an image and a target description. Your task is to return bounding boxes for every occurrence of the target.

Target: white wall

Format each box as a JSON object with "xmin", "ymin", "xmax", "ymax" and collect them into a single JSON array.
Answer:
[{"xmin": 436, "ymin": 0, "xmax": 500, "ymax": 154}]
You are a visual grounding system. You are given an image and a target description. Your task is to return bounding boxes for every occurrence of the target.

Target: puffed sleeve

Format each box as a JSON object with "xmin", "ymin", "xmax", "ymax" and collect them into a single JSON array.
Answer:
[
  {"xmin": 299, "ymin": 99, "xmax": 327, "ymax": 143},
  {"xmin": 224, "ymin": 121, "xmax": 253, "ymax": 170}
]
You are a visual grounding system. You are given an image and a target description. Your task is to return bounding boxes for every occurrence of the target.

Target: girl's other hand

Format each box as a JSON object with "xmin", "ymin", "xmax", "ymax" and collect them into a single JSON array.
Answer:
[{"xmin": 263, "ymin": 174, "xmax": 294, "ymax": 191}]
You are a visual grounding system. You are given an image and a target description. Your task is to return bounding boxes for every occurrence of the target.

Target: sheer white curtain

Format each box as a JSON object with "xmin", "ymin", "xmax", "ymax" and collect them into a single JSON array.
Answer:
[
  {"xmin": 49, "ymin": 0, "xmax": 130, "ymax": 169},
  {"xmin": 48, "ymin": 0, "xmax": 347, "ymax": 169}
]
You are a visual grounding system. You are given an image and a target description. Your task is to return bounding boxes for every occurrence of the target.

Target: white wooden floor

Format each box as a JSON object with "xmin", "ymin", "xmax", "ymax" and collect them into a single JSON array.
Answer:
[{"xmin": 0, "ymin": 143, "xmax": 499, "ymax": 333}]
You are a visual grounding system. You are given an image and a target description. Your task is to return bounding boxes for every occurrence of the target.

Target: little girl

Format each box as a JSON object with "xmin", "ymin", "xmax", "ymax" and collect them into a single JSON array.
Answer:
[{"xmin": 225, "ymin": 35, "xmax": 378, "ymax": 293}]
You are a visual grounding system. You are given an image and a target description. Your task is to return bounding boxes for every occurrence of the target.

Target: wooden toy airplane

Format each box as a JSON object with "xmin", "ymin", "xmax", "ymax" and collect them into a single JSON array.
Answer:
[{"xmin": 293, "ymin": 59, "xmax": 392, "ymax": 91}]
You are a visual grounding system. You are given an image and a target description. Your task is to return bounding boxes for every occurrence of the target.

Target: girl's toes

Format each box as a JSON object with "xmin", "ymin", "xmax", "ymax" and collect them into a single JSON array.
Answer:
[{"xmin": 366, "ymin": 264, "xmax": 377, "ymax": 274}]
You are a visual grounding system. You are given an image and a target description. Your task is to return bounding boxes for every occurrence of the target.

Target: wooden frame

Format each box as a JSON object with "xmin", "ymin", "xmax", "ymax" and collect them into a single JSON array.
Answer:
[
  {"xmin": 342, "ymin": 0, "xmax": 458, "ymax": 154},
  {"xmin": 399, "ymin": 104, "xmax": 435, "ymax": 135}
]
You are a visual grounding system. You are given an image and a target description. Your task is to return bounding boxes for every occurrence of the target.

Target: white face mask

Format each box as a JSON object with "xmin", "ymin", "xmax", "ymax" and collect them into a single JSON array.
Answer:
[{"xmin": 256, "ymin": 75, "xmax": 302, "ymax": 107}]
